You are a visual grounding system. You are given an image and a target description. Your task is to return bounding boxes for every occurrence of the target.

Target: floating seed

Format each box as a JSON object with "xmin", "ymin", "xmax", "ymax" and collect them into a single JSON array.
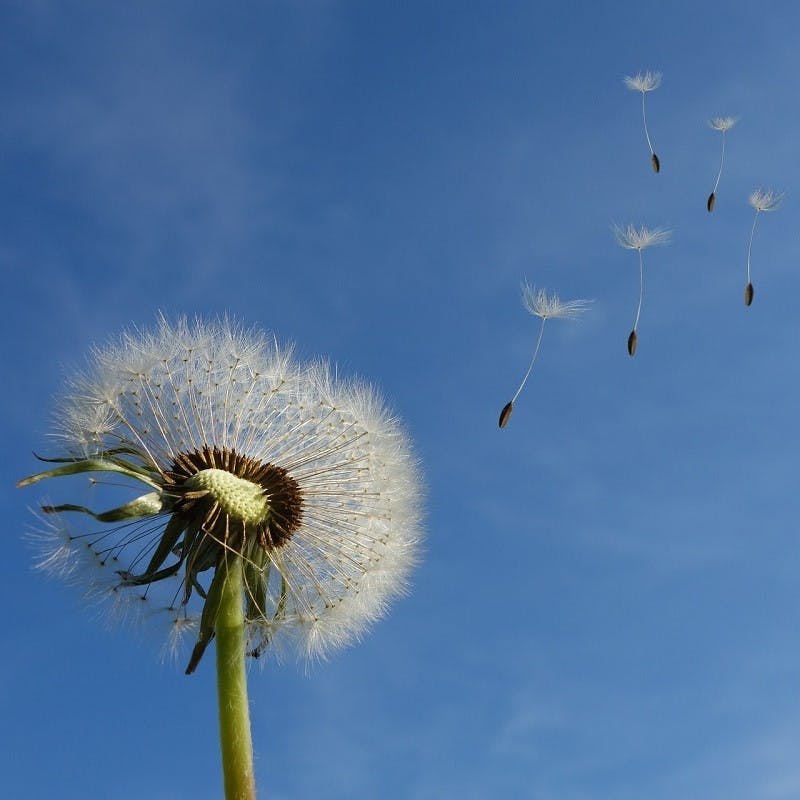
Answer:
[
  {"xmin": 627, "ymin": 330, "xmax": 638, "ymax": 356},
  {"xmin": 707, "ymin": 192, "xmax": 716, "ymax": 212},
  {"xmin": 744, "ymin": 282, "xmax": 754, "ymax": 306},
  {"xmin": 651, "ymin": 152, "xmax": 660, "ymax": 173},
  {"xmin": 498, "ymin": 401, "xmax": 514, "ymax": 429}
]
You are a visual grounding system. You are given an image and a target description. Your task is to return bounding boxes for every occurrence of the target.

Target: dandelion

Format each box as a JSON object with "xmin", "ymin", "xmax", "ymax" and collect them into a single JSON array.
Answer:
[
  {"xmin": 744, "ymin": 188, "xmax": 784, "ymax": 305},
  {"xmin": 613, "ymin": 224, "xmax": 671, "ymax": 355},
  {"xmin": 18, "ymin": 316, "xmax": 422, "ymax": 799},
  {"xmin": 498, "ymin": 284, "xmax": 592, "ymax": 428},
  {"xmin": 624, "ymin": 70, "xmax": 662, "ymax": 172},
  {"xmin": 707, "ymin": 116, "xmax": 737, "ymax": 212}
]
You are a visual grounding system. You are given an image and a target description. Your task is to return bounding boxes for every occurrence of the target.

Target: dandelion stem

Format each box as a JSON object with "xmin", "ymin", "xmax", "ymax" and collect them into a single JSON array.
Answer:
[
  {"xmin": 641, "ymin": 92, "xmax": 654, "ymax": 156},
  {"xmin": 747, "ymin": 210, "xmax": 760, "ymax": 284},
  {"xmin": 633, "ymin": 249, "xmax": 644, "ymax": 332},
  {"xmin": 511, "ymin": 318, "xmax": 547, "ymax": 404},
  {"xmin": 216, "ymin": 554, "xmax": 257, "ymax": 800}
]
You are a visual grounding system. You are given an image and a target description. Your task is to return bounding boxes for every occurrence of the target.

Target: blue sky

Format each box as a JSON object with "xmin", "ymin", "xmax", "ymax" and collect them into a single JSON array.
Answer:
[{"xmin": 3, "ymin": 1, "xmax": 800, "ymax": 798}]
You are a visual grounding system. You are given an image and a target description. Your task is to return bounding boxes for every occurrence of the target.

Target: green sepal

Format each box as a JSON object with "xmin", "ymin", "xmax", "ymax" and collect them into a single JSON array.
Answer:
[
  {"xmin": 246, "ymin": 567, "xmax": 286, "ymax": 659},
  {"xmin": 108, "ymin": 505, "xmax": 184, "ymax": 589},
  {"xmin": 31, "ymin": 446, "xmax": 154, "ymax": 466},
  {"xmin": 185, "ymin": 556, "xmax": 230, "ymax": 674},
  {"xmin": 179, "ymin": 524, "xmax": 203, "ymax": 604},
  {"xmin": 117, "ymin": 515, "xmax": 187, "ymax": 588},
  {"xmin": 275, "ymin": 573, "xmax": 288, "ymax": 620},
  {"xmin": 243, "ymin": 550, "xmax": 268, "ymax": 620},
  {"xmin": 191, "ymin": 574, "xmax": 209, "ymax": 600},
  {"xmin": 117, "ymin": 561, "xmax": 182, "ymax": 587},
  {"xmin": 138, "ymin": 513, "xmax": 186, "ymax": 577},
  {"xmin": 17, "ymin": 457, "xmax": 161, "ymax": 490},
  {"xmin": 42, "ymin": 491, "xmax": 165, "ymax": 523},
  {"xmin": 194, "ymin": 538, "xmax": 223, "ymax": 574},
  {"xmin": 178, "ymin": 521, "xmax": 219, "ymax": 606}
]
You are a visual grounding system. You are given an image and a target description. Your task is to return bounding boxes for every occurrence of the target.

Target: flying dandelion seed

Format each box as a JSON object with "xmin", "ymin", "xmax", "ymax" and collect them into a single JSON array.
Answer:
[
  {"xmin": 18, "ymin": 316, "xmax": 424, "ymax": 799},
  {"xmin": 745, "ymin": 188, "xmax": 784, "ymax": 305},
  {"xmin": 624, "ymin": 71, "xmax": 662, "ymax": 172},
  {"xmin": 613, "ymin": 224, "xmax": 671, "ymax": 355},
  {"xmin": 498, "ymin": 284, "xmax": 592, "ymax": 428},
  {"xmin": 707, "ymin": 116, "xmax": 737, "ymax": 212}
]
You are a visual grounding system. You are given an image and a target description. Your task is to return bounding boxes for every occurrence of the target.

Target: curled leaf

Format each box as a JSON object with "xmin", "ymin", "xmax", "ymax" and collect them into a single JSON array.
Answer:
[
  {"xmin": 16, "ymin": 457, "xmax": 160, "ymax": 490},
  {"xmin": 41, "ymin": 491, "xmax": 164, "ymax": 522},
  {"xmin": 627, "ymin": 330, "xmax": 638, "ymax": 356},
  {"xmin": 651, "ymin": 152, "xmax": 660, "ymax": 173},
  {"xmin": 744, "ymin": 282, "xmax": 754, "ymax": 306},
  {"xmin": 707, "ymin": 192, "xmax": 716, "ymax": 212}
]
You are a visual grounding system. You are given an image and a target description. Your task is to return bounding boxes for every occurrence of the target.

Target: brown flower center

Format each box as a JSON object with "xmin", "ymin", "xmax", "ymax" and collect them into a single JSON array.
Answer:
[{"xmin": 165, "ymin": 446, "xmax": 303, "ymax": 553}]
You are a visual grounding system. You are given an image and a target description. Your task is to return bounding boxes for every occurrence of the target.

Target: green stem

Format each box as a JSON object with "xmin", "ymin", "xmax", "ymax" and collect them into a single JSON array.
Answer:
[{"xmin": 216, "ymin": 555, "xmax": 257, "ymax": 800}]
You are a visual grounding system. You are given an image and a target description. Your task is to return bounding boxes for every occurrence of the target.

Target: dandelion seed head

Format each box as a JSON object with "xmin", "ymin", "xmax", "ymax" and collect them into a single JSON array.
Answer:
[
  {"xmin": 521, "ymin": 283, "xmax": 593, "ymax": 320},
  {"xmin": 624, "ymin": 71, "xmax": 661, "ymax": 93},
  {"xmin": 22, "ymin": 316, "xmax": 423, "ymax": 667},
  {"xmin": 709, "ymin": 116, "xmax": 737, "ymax": 132},
  {"xmin": 613, "ymin": 224, "xmax": 672, "ymax": 251},
  {"xmin": 749, "ymin": 188, "xmax": 784, "ymax": 212}
]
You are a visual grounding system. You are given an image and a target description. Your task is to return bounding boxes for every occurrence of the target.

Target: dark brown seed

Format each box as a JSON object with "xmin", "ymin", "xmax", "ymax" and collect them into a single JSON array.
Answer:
[
  {"xmin": 744, "ymin": 282, "xmax": 754, "ymax": 306},
  {"xmin": 651, "ymin": 152, "xmax": 660, "ymax": 173},
  {"xmin": 498, "ymin": 401, "xmax": 514, "ymax": 428},
  {"xmin": 627, "ymin": 330, "xmax": 638, "ymax": 356},
  {"xmin": 707, "ymin": 192, "xmax": 716, "ymax": 212}
]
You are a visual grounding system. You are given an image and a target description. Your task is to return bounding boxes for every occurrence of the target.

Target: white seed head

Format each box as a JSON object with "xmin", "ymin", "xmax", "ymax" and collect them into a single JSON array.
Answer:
[
  {"xmin": 613, "ymin": 223, "xmax": 672, "ymax": 251},
  {"xmin": 623, "ymin": 70, "xmax": 661, "ymax": 93},
  {"xmin": 521, "ymin": 283, "xmax": 593, "ymax": 320},
  {"xmin": 749, "ymin": 188, "xmax": 784, "ymax": 212},
  {"xmin": 709, "ymin": 116, "xmax": 737, "ymax": 132},
  {"xmin": 24, "ymin": 316, "xmax": 423, "ymax": 665}
]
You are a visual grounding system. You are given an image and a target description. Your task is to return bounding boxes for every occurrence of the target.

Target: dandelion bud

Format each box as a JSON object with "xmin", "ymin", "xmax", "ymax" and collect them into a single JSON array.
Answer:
[
  {"xmin": 627, "ymin": 330, "xmax": 638, "ymax": 356},
  {"xmin": 707, "ymin": 192, "xmax": 716, "ymax": 212},
  {"xmin": 498, "ymin": 401, "xmax": 514, "ymax": 428},
  {"xmin": 744, "ymin": 282, "xmax": 754, "ymax": 306},
  {"xmin": 651, "ymin": 153, "xmax": 660, "ymax": 173}
]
